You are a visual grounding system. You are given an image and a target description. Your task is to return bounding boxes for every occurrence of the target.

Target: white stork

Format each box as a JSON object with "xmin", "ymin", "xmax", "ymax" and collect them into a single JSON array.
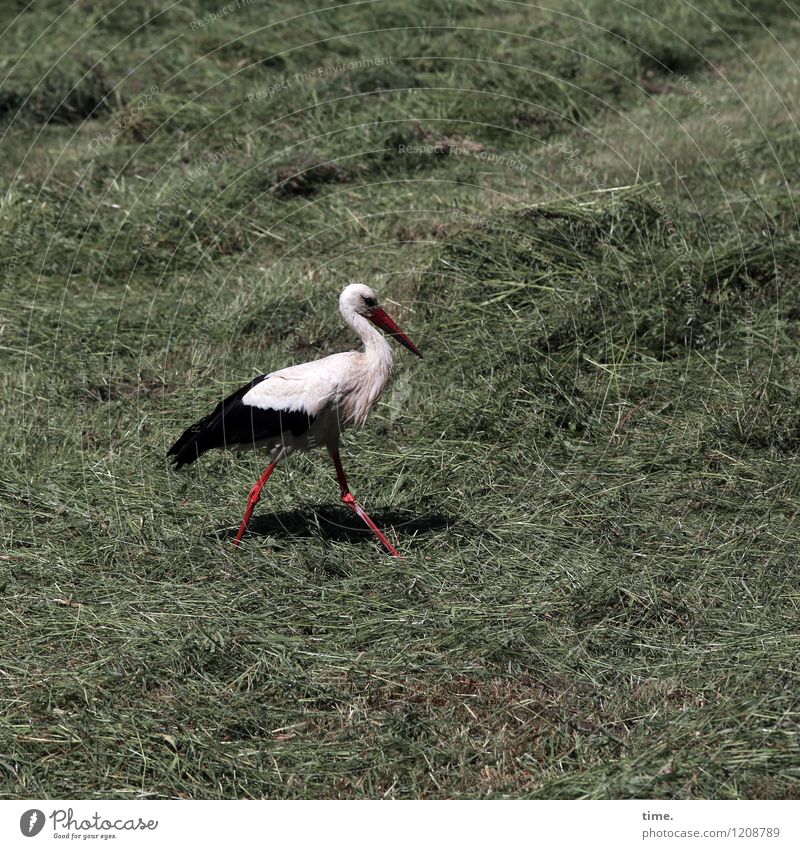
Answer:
[{"xmin": 167, "ymin": 282, "xmax": 422, "ymax": 556}]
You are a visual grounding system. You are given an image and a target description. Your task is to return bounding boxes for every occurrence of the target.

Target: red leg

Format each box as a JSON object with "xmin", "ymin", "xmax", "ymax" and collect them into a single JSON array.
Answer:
[
  {"xmin": 329, "ymin": 447, "xmax": 401, "ymax": 557},
  {"xmin": 233, "ymin": 461, "xmax": 278, "ymax": 546}
]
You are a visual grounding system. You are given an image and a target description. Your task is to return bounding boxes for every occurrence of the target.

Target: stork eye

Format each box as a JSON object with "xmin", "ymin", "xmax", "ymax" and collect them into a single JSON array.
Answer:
[{"xmin": 362, "ymin": 296, "xmax": 377, "ymax": 308}]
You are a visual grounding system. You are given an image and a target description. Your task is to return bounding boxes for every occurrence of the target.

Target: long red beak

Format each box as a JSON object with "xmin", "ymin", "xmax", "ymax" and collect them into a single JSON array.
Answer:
[{"xmin": 369, "ymin": 307, "xmax": 422, "ymax": 358}]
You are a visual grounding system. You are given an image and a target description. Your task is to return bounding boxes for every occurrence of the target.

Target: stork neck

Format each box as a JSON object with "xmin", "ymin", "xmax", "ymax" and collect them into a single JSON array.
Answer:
[{"xmin": 346, "ymin": 310, "xmax": 394, "ymax": 374}]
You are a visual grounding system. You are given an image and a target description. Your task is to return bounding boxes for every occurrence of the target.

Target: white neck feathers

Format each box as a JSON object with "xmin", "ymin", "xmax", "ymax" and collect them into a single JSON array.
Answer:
[{"xmin": 340, "ymin": 303, "xmax": 395, "ymax": 427}]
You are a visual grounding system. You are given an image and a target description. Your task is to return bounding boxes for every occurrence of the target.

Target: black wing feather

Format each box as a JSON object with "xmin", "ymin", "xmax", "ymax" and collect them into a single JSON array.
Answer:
[{"xmin": 167, "ymin": 374, "xmax": 314, "ymax": 469}]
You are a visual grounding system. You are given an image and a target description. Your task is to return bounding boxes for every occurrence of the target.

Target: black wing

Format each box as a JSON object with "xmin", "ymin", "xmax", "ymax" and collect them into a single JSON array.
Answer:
[{"xmin": 167, "ymin": 374, "xmax": 314, "ymax": 469}]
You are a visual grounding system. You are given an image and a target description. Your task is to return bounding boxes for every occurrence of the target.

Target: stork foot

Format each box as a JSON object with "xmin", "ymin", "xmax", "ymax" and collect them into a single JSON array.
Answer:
[
  {"xmin": 340, "ymin": 491, "xmax": 401, "ymax": 557},
  {"xmin": 233, "ymin": 462, "xmax": 278, "ymax": 546},
  {"xmin": 329, "ymin": 446, "xmax": 401, "ymax": 556}
]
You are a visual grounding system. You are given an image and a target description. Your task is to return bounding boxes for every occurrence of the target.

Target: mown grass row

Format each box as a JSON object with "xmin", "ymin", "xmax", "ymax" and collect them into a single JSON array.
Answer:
[{"xmin": 2, "ymin": 0, "xmax": 795, "ymax": 283}]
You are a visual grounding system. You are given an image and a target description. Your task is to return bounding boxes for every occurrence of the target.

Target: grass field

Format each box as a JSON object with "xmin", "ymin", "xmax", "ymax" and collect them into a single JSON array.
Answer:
[{"xmin": 1, "ymin": 0, "xmax": 799, "ymax": 799}]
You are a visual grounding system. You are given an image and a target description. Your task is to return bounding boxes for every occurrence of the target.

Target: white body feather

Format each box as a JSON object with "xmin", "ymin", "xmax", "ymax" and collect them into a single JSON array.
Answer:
[{"xmin": 240, "ymin": 286, "xmax": 396, "ymax": 463}]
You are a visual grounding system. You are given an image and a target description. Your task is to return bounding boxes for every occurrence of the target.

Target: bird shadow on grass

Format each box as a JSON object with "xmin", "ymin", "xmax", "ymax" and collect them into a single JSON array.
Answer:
[{"xmin": 212, "ymin": 504, "xmax": 455, "ymax": 545}]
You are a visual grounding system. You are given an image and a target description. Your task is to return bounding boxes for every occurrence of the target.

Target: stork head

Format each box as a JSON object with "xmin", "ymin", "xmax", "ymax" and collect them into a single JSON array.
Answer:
[{"xmin": 340, "ymin": 283, "xmax": 422, "ymax": 358}]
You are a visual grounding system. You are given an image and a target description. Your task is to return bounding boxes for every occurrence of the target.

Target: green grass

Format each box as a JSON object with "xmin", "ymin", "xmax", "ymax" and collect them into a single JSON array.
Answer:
[{"xmin": 1, "ymin": 0, "xmax": 799, "ymax": 799}]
